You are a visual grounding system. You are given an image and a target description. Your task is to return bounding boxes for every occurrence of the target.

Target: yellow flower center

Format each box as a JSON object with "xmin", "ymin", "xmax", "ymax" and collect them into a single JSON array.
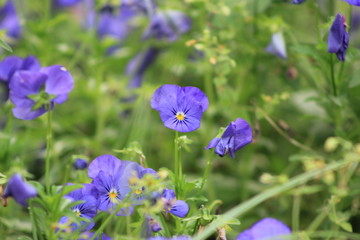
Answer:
[
  {"xmin": 108, "ymin": 189, "xmax": 118, "ymax": 203},
  {"xmin": 135, "ymin": 189, "xmax": 142, "ymax": 195},
  {"xmin": 176, "ymin": 112, "xmax": 185, "ymax": 121},
  {"xmin": 73, "ymin": 208, "xmax": 81, "ymax": 217}
]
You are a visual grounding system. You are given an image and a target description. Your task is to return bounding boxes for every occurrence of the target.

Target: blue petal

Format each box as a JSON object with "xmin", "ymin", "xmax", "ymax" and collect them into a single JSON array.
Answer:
[
  {"xmin": 3, "ymin": 174, "xmax": 37, "ymax": 207},
  {"xmin": 170, "ymin": 200, "xmax": 189, "ymax": 218},
  {"xmin": 88, "ymin": 155, "xmax": 122, "ymax": 179},
  {"xmin": 342, "ymin": 0, "xmax": 360, "ymax": 6},
  {"xmin": 42, "ymin": 65, "xmax": 74, "ymax": 96},
  {"xmin": 237, "ymin": 218, "xmax": 291, "ymax": 240},
  {"xmin": 204, "ymin": 137, "xmax": 221, "ymax": 149},
  {"xmin": 265, "ymin": 32, "xmax": 287, "ymax": 59}
]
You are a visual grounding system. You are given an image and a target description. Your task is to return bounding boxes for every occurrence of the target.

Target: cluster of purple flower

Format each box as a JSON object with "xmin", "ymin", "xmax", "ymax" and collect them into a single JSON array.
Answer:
[
  {"xmin": 54, "ymin": 0, "xmax": 191, "ymax": 91},
  {"xmin": 150, "ymin": 84, "xmax": 252, "ymax": 158},
  {"xmin": 58, "ymin": 154, "xmax": 190, "ymax": 238},
  {"xmin": 0, "ymin": 55, "xmax": 74, "ymax": 120}
]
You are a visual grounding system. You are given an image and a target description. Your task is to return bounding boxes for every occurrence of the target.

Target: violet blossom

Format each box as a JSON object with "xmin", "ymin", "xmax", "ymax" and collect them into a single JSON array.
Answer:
[{"xmin": 205, "ymin": 118, "xmax": 252, "ymax": 158}]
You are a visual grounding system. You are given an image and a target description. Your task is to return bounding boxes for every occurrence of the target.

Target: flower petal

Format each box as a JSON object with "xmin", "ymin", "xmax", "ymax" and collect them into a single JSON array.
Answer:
[
  {"xmin": 41, "ymin": 65, "xmax": 74, "ymax": 95},
  {"xmin": 170, "ymin": 200, "xmax": 189, "ymax": 218}
]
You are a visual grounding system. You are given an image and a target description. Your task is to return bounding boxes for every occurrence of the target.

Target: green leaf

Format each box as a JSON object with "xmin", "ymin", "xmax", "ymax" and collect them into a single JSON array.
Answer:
[
  {"xmin": 340, "ymin": 222, "xmax": 353, "ymax": 232},
  {"xmin": 193, "ymin": 160, "xmax": 354, "ymax": 240},
  {"xmin": 0, "ymin": 39, "xmax": 12, "ymax": 53}
]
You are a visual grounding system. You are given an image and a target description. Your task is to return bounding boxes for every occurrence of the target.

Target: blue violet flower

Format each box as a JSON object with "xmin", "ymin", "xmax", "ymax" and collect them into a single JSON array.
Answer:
[
  {"xmin": 205, "ymin": 118, "xmax": 252, "ymax": 158},
  {"xmin": 2, "ymin": 174, "xmax": 37, "ymax": 207},
  {"xmin": 151, "ymin": 84, "xmax": 209, "ymax": 132},
  {"xmin": 236, "ymin": 218, "xmax": 291, "ymax": 240},
  {"xmin": 9, "ymin": 65, "xmax": 74, "ymax": 120},
  {"xmin": 328, "ymin": 13, "xmax": 349, "ymax": 61}
]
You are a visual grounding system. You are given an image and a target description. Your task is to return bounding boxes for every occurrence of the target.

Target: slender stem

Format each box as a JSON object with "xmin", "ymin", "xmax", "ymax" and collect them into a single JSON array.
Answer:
[
  {"xmin": 204, "ymin": 68, "xmax": 214, "ymax": 105},
  {"xmin": 292, "ymin": 191, "xmax": 302, "ymax": 231},
  {"xmin": 174, "ymin": 131, "xmax": 182, "ymax": 197},
  {"xmin": 159, "ymin": 214, "xmax": 171, "ymax": 237},
  {"xmin": 329, "ymin": 54, "xmax": 337, "ymax": 97},
  {"xmin": 307, "ymin": 208, "xmax": 328, "ymax": 232},
  {"xmin": 199, "ymin": 155, "xmax": 213, "ymax": 192},
  {"xmin": 45, "ymin": 106, "xmax": 53, "ymax": 193},
  {"xmin": 126, "ymin": 214, "xmax": 132, "ymax": 237},
  {"xmin": 255, "ymin": 104, "xmax": 318, "ymax": 155},
  {"xmin": 29, "ymin": 200, "xmax": 39, "ymax": 240}
]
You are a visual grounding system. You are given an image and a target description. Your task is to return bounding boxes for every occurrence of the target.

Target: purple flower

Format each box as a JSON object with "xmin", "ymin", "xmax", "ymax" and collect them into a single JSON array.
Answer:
[
  {"xmin": 291, "ymin": 0, "xmax": 305, "ymax": 4},
  {"xmin": 73, "ymin": 158, "xmax": 88, "ymax": 170},
  {"xmin": 265, "ymin": 32, "xmax": 287, "ymax": 59},
  {"xmin": 0, "ymin": 0, "xmax": 21, "ymax": 39},
  {"xmin": 328, "ymin": 13, "xmax": 349, "ymax": 61},
  {"xmin": 161, "ymin": 189, "xmax": 189, "ymax": 218},
  {"xmin": 205, "ymin": 118, "xmax": 252, "ymax": 158},
  {"xmin": 236, "ymin": 218, "xmax": 291, "ymax": 240},
  {"xmin": 342, "ymin": 0, "xmax": 360, "ymax": 6},
  {"xmin": 126, "ymin": 48, "xmax": 160, "ymax": 89},
  {"xmin": 122, "ymin": 0, "xmax": 157, "ymax": 15},
  {"xmin": 97, "ymin": 4, "xmax": 137, "ymax": 40},
  {"xmin": 148, "ymin": 217, "xmax": 162, "ymax": 232},
  {"xmin": 79, "ymin": 232, "xmax": 112, "ymax": 240},
  {"xmin": 151, "ymin": 84, "xmax": 209, "ymax": 132},
  {"xmin": 143, "ymin": 10, "xmax": 191, "ymax": 42},
  {"xmin": 88, "ymin": 155, "xmax": 157, "ymax": 215},
  {"xmin": 0, "ymin": 55, "xmax": 41, "ymax": 83},
  {"xmin": 9, "ymin": 65, "xmax": 74, "ymax": 120},
  {"xmin": 54, "ymin": 0, "xmax": 81, "ymax": 7},
  {"xmin": 2, "ymin": 174, "xmax": 37, "ymax": 207},
  {"xmin": 59, "ymin": 184, "xmax": 99, "ymax": 231}
]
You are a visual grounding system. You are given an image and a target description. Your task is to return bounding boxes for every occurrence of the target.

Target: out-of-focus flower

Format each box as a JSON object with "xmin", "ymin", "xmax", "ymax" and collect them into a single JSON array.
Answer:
[
  {"xmin": 161, "ymin": 189, "xmax": 189, "ymax": 218},
  {"xmin": 0, "ymin": 0, "xmax": 21, "ymax": 39},
  {"xmin": 53, "ymin": 0, "xmax": 95, "ymax": 30},
  {"xmin": 342, "ymin": 0, "xmax": 360, "ymax": 6},
  {"xmin": 97, "ymin": 5, "xmax": 137, "ymax": 40},
  {"xmin": 73, "ymin": 158, "xmax": 88, "ymax": 170},
  {"xmin": 143, "ymin": 10, "xmax": 191, "ymax": 42},
  {"xmin": 0, "ymin": 55, "xmax": 41, "ymax": 83},
  {"xmin": 205, "ymin": 118, "xmax": 252, "ymax": 158},
  {"xmin": 265, "ymin": 32, "xmax": 287, "ymax": 59},
  {"xmin": 79, "ymin": 232, "xmax": 112, "ymax": 240},
  {"xmin": 149, "ymin": 218, "xmax": 162, "ymax": 232},
  {"xmin": 236, "ymin": 218, "xmax": 291, "ymax": 240},
  {"xmin": 126, "ymin": 47, "xmax": 160, "ymax": 88},
  {"xmin": 9, "ymin": 65, "xmax": 74, "ymax": 120},
  {"xmin": 122, "ymin": 0, "xmax": 157, "ymax": 15},
  {"xmin": 59, "ymin": 184, "xmax": 99, "ymax": 231},
  {"xmin": 151, "ymin": 84, "xmax": 208, "ymax": 132},
  {"xmin": 328, "ymin": 13, "xmax": 349, "ymax": 61},
  {"xmin": 88, "ymin": 155, "xmax": 157, "ymax": 216},
  {"xmin": 54, "ymin": 0, "xmax": 81, "ymax": 7},
  {"xmin": 2, "ymin": 174, "xmax": 37, "ymax": 207},
  {"xmin": 292, "ymin": 0, "xmax": 306, "ymax": 4}
]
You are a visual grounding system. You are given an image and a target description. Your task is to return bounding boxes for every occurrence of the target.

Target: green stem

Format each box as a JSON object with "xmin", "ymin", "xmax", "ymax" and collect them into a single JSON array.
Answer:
[
  {"xmin": 292, "ymin": 191, "xmax": 302, "ymax": 231},
  {"xmin": 329, "ymin": 54, "xmax": 337, "ymax": 97},
  {"xmin": 199, "ymin": 155, "xmax": 213, "ymax": 192},
  {"xmin": 45, "ymin": 106, "xmax": 53, "ymax": 193},
  {"xmin": 174, "ymin": 131, "xmax": 182, "ymax": 197},
  {"xmin": 126, "ymin": 214, "xmax": 132, "ymax": 237},
  {"xmin": 29, "ymin": 200, "xmax": 39, "ymax": 240},
  {"xmin": 159, "ymin": 214, "xmax": 172, "ymax": 237},
  {"xmin": 204, "ymin": 68, "xmax": 214, "ymax": 105},
  {"xmin": 193, "ymin": 160, "xmax": 354, "ymax": 240}
]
